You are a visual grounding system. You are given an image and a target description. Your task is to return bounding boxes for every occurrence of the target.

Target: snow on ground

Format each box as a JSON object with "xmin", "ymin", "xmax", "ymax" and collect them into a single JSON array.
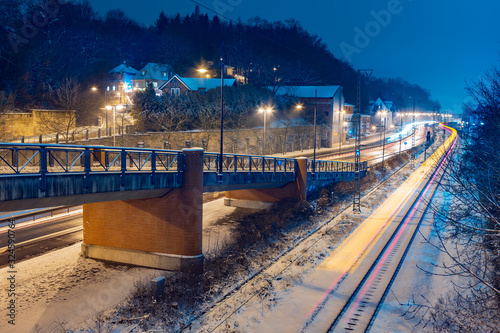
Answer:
[
  {"xmin": 0, "ymin": 197, "xmax": 236, "ymax": 333},
  {"xmin": 185, "ymin": 166, "xmax": 416, "ymax": 332},
  {"xmin": 0, "ymin": 242, "xmax": 158, "ymax": 333},
  {"xmin": 202, "ymin": 198, "xmax": 237, "ymax": 256},
  {"xmin": 0, "ymin": 141, "xmax": 451, "ymax": 333},
  {"xmin": 371, "ymin": 189, "xmax": 459, "ymax": 332},
  {"xmin": 185, "ymin": 139, "xmax": 460, "ymax": 333}
]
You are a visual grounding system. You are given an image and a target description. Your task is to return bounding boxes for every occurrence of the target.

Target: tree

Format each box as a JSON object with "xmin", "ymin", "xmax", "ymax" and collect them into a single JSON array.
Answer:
[
  {"xmin": 131, "ymin": 86, "xmax": 163, "ymax": 132},
  {"xmin": 155, "ymin": 94, "xmax": 192, "ymax": 145},
  {"xmin": 36, "ymin": 110, "xmax": 77, "ymax": 143},
  {"xmin": 36, "ymin": 78, "xmax": 82, "ymax": 142},
  {"xmin": 50, "ymin": 77, "xmax": 81, "ymax": 110},
  {"xmin": 411, "ymin": 66, "xmax": 500, "ymax": 331},
  {"xmin": 197, "ymin": 96, "xmax": 222, "ymax": 151},
  {"xmin": 0, "ymin": 91, "xmax": 16, "ymax": 113}
]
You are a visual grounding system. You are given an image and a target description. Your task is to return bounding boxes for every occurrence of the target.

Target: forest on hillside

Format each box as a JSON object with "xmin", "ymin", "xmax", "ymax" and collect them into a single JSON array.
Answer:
[{"xmin": 0, "ymin": 0, "xmax": 440, "ymax": 116}]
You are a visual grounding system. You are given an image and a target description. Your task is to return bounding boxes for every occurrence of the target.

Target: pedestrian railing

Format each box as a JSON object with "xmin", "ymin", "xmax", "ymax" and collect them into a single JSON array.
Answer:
[
  {"xmin": 203, "ymin": 153, "xmax": 296, "ymax": 173},
  {"xmin": 0, "ymin": 143, "xmax": 183, "ymax": 175},
  {"xmin": 307, "ymin": 159, "xmax": 367, "ymax": 173},
  {"xmin": 0, "ymin": 143, "xmax": 365, "ymax": 185}
]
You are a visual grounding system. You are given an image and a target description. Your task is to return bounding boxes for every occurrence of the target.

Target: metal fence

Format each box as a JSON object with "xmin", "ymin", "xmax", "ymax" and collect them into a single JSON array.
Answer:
[
  {"xmin": 0, "ymin": 143, "xmax": 183, "ymax": 175},
  {"xmin": 307, "ymin": 159, "xmax": 367, "ymax": 173},
  {"xmin": 203, "ymin": 153, "xmax": 296, "ymax": 173},
  {"xmin": 0, "ymin": 143, "xmax": 365, "ymax": 183}
]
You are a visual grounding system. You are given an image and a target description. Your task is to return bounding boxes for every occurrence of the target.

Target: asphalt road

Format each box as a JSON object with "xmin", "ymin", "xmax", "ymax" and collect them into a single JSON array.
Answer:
[{"xmin": 0, "ymin": 212, "xmax": 83, "ymax": 268}]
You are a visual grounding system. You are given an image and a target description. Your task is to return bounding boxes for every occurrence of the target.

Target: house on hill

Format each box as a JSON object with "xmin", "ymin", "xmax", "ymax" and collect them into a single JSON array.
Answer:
[
  {"xmin": 343, "ymin": 102, "xmax": 372, "ymax": 138},
  {"xmin": 106, "ymin": 62, "xmax": 139, "ymax": 105},
  {"xmin": 160, "ymin": 75, "xmax": 236, "ymax": 96},
  {"xmin": 132, "ymin": 63, "xmax": 175, "ymax": 94},
  {"xmin": 273, "ymin": 85, "xmax": 345, "ymax": 148},
  {"xmin": 369, "ymin": 97, "xmax": 394, "ymax": 127}
]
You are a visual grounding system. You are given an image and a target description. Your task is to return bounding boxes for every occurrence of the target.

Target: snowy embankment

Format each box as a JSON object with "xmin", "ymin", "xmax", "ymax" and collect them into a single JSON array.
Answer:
[{"xmin": 1, "ymin": 141, "xmax": 455, "ymax": 332}]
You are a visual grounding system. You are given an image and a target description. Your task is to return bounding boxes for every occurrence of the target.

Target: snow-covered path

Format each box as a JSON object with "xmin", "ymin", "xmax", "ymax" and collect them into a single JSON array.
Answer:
[{"xmin": 0, "ymin": 197, "xmax": 236, "ymax": 333}]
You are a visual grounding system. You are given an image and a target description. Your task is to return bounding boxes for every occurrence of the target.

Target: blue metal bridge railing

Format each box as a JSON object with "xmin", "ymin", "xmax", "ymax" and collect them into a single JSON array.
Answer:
[
  {"xmin": 0, "ymin": 143, "xmax": 366, "ymax": 188},
  {"xmin": 203, "ymin": 152, "xmax": 296, "ymax": 173},
  {"xmin": 0, "ymin": 143, "xmax": 184, "ymax": 174}
]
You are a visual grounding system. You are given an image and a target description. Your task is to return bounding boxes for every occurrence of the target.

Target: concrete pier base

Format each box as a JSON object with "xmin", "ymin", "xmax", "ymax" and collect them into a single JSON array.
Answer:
[{"xmin": 81, "ymin": 243, "xmax": 203, "ymax": 271}]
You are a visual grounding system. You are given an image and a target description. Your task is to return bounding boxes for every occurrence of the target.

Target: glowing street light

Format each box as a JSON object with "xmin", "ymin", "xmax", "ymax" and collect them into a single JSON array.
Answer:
[
  {"xmin": 259, "ymin": 107, "xmax": 273, "ymax": 155},
  {"xmin": 106, "ymin": 104, "xmax": 123, "ymax": 146},
  {"xmin": 376, "ymin": 110, "xmax": 388, "ymax": 166}
]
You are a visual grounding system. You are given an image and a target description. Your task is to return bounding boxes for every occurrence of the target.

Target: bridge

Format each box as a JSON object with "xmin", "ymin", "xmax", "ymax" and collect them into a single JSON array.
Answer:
[{"xmin": 0, "ymin": 143, "xmax": 367, "ymax": 271}]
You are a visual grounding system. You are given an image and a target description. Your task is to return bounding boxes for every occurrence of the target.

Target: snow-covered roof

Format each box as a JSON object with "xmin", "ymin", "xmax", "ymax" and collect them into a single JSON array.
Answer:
[
  {"xmin": 369, "ymin": 97, "xmax": 393, "ymax": 111},
  {"xmin": 133, "ymin": 63, "xmax": 173, "ymax": 81},
  {"xmin": 109, "ymin": 63, "xmax": 139, "ymax": 75},
  {"xmin": 181, "ymin": 77, "xmax": 236, "ymax": 90},
  {"xmin": 273, "ymin": 85, "xmax": 341, "ymax": 98},
  {"xmin": 161, "ymin": 75, "xmax": 236, "ymax": 91}
]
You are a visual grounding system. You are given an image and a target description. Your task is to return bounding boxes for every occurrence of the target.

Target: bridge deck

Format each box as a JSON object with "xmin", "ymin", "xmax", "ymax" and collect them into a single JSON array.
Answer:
[{"xmin": 0, "ymin": 143, "xmax": 367, "ymax": 210}]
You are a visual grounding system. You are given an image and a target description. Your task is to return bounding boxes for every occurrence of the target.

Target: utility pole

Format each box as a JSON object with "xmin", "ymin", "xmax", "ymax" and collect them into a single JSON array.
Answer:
[
  {"xmin": 410, "ymin": 98, "xmax": 421, "ymax": 169},
  {"xmin": 410, "ymin": 99, "xmax": 416, "ymax": 168},
  {"xmin": 354, "ymin": 69, "xmax": 373, "ymax": 214},
  {"xmin": 313, "ymin": 88, "xmax": 318, "ymax": 175},
  {"xmin": 218, "ymin": 43, "xmax": 225, "ymax": 181}
]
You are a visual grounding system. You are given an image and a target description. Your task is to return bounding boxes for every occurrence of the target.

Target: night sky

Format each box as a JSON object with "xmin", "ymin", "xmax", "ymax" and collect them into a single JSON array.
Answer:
[{"xmin": 87, "ymin": 0, "xmax": 500, "ymax": 114}]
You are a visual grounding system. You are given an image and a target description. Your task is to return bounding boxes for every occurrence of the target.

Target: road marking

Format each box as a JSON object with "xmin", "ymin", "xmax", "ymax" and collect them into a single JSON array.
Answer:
[
  {"xmin": 0, "ymin": 225, "xmax": 83, "ymax": 255},
  {"xmin": 0, "ymin": 210, "xmax": 83, "ymax": 234}
]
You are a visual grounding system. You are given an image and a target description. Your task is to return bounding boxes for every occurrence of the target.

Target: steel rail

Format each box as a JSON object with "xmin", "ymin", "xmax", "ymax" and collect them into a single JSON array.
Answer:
[{"xmin": 326, "ymin": 124, "xmax": 457, "ymax": 332}]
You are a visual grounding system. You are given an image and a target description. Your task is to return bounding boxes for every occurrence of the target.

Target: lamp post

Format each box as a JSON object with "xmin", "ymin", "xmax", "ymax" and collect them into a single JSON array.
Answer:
[
  {"xmin": 380, "ymin": 111, "xmax": 387, "ymax": 165},
  {"xmin": 259, "ymin": 107, "xmax": 272, "ymax": 155},
  {"xmin": 198, "ymin": 44, "xmax": 225, "ymax": 179},
  {"xmin": 106, "ymin": 104, "xmax": 123, "ymax": 146},
  {"xmin": 410, "ymin": 97, "xmax": 421, "ymax": 168},
  {"xmin": 338, "ymin": 109, "xmax": 345, "ymax": 154},
  {"xmin": 343, "ymin": 120, "xmax": 348, "ymax": 147},
  {"xmin": 311, "ymin": 89, "xmax": 317, "ymax": 174},
  {"xmin": 219, "ymin": 52, "xmax": 224, "ymax": 178},
  {"xmin": 91, "ymin": 87, "xmax": 101, "ymax": 128}
]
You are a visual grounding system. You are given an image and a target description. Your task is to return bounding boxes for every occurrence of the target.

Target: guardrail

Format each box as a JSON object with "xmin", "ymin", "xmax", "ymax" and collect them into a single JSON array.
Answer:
[
  {"xmin": 307, "ymin": 159, "xmax": 367, "ymax": 173},
  {"xmin": 203, "ymin": 153, "xmax": 296, "ymax": 173},
  {"xmin": 0, "ymin": 143, "xmax": 364, "ymax": 186},
  {"xmin": 0, "ymin": 143, "xmax": 184, "ymax": 175}
]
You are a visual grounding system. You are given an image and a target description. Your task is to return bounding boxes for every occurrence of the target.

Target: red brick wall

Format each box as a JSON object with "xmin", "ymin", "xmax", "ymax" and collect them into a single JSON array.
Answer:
[{"xmin": 83, "ymin": 149, "xmax": 203, "ymax": 257}]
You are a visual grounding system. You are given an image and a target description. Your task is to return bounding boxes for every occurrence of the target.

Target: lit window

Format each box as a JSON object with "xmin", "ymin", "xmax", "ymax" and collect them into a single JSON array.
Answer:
[
  {"xmin": 171, "ymin": 88, "xmax": 180, "ymax": 96},
  {"xmin": 153, "ymin": 82, "xmax": 158, "ymax": 88},
  {"xmin": 106, "ymin": 86, "xmax": 110, "ymax": 91},
  {"xmin": 112, "ymin": 85, "xmax": 116, "ymax": 91},
  {"xmin": 136, "ymin": 82, "xmax": 140, "ymax": 87},
  {"xmin": 142, "ymin": 71, "xmax": 146, "ymax": 76},
  {"xmin": 162, "ymin": 72, "xmax": 167, "ymax": 77}
]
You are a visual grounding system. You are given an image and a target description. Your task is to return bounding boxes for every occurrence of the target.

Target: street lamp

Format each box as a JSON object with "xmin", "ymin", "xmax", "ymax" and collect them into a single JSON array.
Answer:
[
  {"xmin": 259, "ymin": 107, "xmax": 272, "ymax": 155},
  {"xmin": 197, "ymin": 68, "xmax": 209, "ymax": 78},
  {"xmin": 106, "ymin": 104, "xmax": 123, "ymax": 146},
  {"xmin": 338, "ymin": 109, "xmax": 345, "ymax": 154},
  {"xmin": 312, "ymin": 89, "xmax": 318, "ymax": 174},
  {"xmin": 342, "ymin": 120, "xmax": 348, "ymax": 149},
  {"xmin": 380, "ymin": 110, "xmax": 387, "ymax": 165}
]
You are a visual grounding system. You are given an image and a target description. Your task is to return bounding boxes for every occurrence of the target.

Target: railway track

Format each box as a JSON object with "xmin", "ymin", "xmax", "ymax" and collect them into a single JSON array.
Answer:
[
  {"xmin": 326, "ymin": 125, "xmax": 457, "ymax": 332},
  {"xmin": 182, "ymin": 125, "xmax": 455, "ymax": 332}
]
